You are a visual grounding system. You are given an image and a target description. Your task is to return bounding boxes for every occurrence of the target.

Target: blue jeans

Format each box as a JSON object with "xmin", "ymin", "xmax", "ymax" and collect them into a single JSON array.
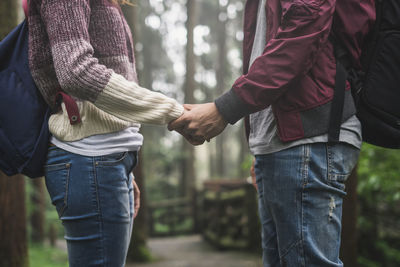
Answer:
[
  {"xmin": 45, "ymin": 146, "xmax": 137, "ymax": 267},
  {"xmin": 255, "ymin": 143, "xmax": 359, "ymax": 267}
]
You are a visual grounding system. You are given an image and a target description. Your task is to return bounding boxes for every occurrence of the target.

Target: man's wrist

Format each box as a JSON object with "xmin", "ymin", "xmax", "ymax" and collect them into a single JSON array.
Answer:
[
  {"xmin": 212, "ymin": 103, "xmax": 227, "ymax": 125},
  {"xmin": 215, "ymin": 88, "xmax": 251, "ymax": 124}
]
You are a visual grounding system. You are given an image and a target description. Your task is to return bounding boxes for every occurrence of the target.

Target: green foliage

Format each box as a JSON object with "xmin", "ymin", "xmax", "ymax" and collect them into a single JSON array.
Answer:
[
  {"xmin": 127, "ymin": 242, "xmax": 154, "ymax": 263},
  {"xmin": 376, "ymin": 240, "xmax": 400, "ymax": 265},
  {"xmin": 29, "ymin": 243, "xmax": 68, "ymax": 267},
  {"xmin": 130, "ymin": 244, "xmax": 154, "ymax": 263},
  {"xmin": 240, "ymin": 154, "xmax": 254, "ymax": 176},
  {"xmin": 153, "ymin": 217, "xmax": 193, "ymax": 235},
  {"xmin": 204, "ymin": 188, "xmax": 246, "ymax": 200},
  {"xmin": 358, "ymin": 144, "xmax": 400, "ymax": 202},
  {"xmin": 25, "ymin": 179, "xmax": 65, "ymax": 242},
  {"xmin": 358, "ymin": 256, "xmax": 381, "ymax": 267},
  {"xmin": 357, "ymin": 143, "xmax": 400, "ymax": 266}
]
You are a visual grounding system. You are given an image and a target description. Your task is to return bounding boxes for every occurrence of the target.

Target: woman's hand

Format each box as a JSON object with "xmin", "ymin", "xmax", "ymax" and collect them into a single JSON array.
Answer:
[
  {"xmin": 132, "ymin": 178, "xmax": 140, "ymax": 218},
  {"xmin": 168, "ymin": 103, "xmax": 227, "ymax": 145},
  {"xmin": 169, "ymin": 107, "xmax": 206, "ymax": 145}
]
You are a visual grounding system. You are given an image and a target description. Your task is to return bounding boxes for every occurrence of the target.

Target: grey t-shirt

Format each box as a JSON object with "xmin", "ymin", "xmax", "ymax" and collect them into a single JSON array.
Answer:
[{"xmin": 248, "ymin": 0, "xmax": 362, "ymax": 155}]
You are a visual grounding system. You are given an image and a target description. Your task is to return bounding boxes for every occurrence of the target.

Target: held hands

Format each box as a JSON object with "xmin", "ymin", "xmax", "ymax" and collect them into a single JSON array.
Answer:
[{"xmin": 168, "ymin": 103, "xmax": 228, "ymax": 146}]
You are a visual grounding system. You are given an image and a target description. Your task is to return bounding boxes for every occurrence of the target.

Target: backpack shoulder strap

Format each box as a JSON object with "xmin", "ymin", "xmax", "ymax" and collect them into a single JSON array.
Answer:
[
  {"xmin": 328, "ymin": 33, "xmax": 364, "ymax": 143},
  {"xmin": 328, "ymin": 34, "xmax": 350, "ymax": 143},
  {"xmin": 328, "ymin": 58, "xmax": 347, "ymax": 143}
]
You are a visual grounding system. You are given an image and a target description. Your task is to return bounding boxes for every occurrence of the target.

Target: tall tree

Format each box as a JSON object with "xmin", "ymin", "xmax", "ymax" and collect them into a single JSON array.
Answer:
[
  {"xmin": 181, "ymin": 0, "xmax": 197, "ymax": 196},
  {"xmin": 122, "ymin": 4, "xmax": 151, "ymax": 262},
  {"xmin": 237, "ymin": 120, "xmax": 250, "ymax": 178},
  {"xmin": 30, "ymin": 178, "xmax": 46, "ymax": 243},
  {"xmin": 0, "ymin": 173, "xmax": 28, "ymax": 267},
  {"xmin": 214, "ymin": 1, "xmax": 228, "ymax": 178},
  {"xmin": 196, "ymin": 0, "xmax": 247, "ymax": 179},
  {"xmin": 340, "ymin": 167, "xmax": 358, "ymax": 266},
  {"xmin": 0, "ymin": 1, "xmax": 28, "ymax": 266},
  {"xmin": 229, "ymin": 0, "xmax": 248, "ymax": 179}
]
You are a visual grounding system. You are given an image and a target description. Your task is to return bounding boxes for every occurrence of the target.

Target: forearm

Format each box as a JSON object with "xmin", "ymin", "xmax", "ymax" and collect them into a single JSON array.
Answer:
[{"xmin": 95, "ymin": 72, "xmax": 183, "ymax": 125}]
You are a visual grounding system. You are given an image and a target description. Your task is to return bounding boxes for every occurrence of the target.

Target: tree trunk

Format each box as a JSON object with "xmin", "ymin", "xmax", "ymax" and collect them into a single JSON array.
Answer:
[
  {"xmin": 122, "ymin": 4, "xmax": 151, "ymax": 262},
  {"xmin": 181, "ymin": 0, "xmax": 197, "ymax": 196},
  {"xmin": 127, "ymin": 151, "xmax": 151, "ymax": 262},
  {"xmin": 214, "ymin": 2, "xmax": 228, "ymax": 178},
  {"xmin": 0, "ymin": 2, "xmax": 28, "ymax": 265},
  {"xmin": 0, "ymin": 172, "xmax": 28, "ymax": 267},
  {"xmin": 30, "ymin": 178, "xmax": 46, "ymax": 243},
  {"xmin": 340, "ymin": 165, "xmax": 358, "ymax": 267},
  {"xmin": 237, "ymin": 120, "xmax": 249, "ymax": 178}
]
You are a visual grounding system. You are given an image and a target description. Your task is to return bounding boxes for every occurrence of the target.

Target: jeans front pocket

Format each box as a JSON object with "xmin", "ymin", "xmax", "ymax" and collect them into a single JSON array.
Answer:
[
  {"xmin": 97, "ymin": 151, "xmax": 137, "ymax": 175},
  {"xmin": 327, "ymin": 143, "xmax": 360, "ymax": 191},
  {"xmin": 45, "ymin": 162, "xmax": 71, "ymax": 217},
  {"xmin": 97, "ymin": 152, "xmax": 128, "ymax": 165}
]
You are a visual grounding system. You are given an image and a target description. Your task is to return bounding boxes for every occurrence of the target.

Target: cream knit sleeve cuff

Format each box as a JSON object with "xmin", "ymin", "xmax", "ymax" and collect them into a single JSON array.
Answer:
[{"xmin": 95, "ymin": 72, "xmax": 184, "ymax": 125}]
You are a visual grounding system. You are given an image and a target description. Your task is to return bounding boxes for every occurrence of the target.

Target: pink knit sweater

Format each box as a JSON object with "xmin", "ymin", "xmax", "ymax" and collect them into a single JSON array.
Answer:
[{"xmin": 28, "ymin": 0, "xmax": 183, "ymax": 141}]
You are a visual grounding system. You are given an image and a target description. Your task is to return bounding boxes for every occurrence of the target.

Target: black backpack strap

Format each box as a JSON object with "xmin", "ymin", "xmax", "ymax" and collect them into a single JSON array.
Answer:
[
  {"xmin": 328, "ymin": 59, "xmax": 347, "ymax": 143},
  {"xmin": 328, "ymin": 33, "xmax": 349, "ymax": 143}
]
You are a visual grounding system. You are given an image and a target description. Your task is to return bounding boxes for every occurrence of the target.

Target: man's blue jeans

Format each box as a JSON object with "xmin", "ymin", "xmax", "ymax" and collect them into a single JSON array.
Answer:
[
  {"xmin": 45, "ymin": 146, "xmax": 137, "ymax": 267},
  {"xmin": 255, "ymin": 142, "xmax": 359, "ymax": 267}
]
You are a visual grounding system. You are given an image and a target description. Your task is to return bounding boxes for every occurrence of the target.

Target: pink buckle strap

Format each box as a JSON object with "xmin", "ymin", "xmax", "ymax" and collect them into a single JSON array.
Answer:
[
  {"xmin": 56, "ymin": 92, "xmax": 82, "ymax": 125},
  {"xmin": 22, "ymin": 0, "xmax": 28, "ymax": 17}
]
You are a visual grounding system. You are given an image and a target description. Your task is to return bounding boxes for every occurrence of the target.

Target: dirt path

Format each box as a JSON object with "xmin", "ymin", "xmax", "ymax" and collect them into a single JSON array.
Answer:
[{"xmin": 127, "ymin": 235, "xmax": 262, "ymax": 267}]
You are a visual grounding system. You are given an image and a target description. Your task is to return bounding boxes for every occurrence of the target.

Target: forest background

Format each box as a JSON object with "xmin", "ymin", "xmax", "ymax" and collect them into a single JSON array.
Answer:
[{"xmin": 0, "ymin": 0, "xmax": 399, "ymax": 266}]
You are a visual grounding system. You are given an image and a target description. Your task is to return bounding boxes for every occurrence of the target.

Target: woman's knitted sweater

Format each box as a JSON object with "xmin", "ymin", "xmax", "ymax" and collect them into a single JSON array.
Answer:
[{"xmin": 28, "ymin": 0, "xmax": 183, "ymax": 141}]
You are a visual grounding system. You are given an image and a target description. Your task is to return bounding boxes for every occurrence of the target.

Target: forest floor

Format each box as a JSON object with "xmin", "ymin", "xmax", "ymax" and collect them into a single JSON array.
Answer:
[
  {"xmin": 127, "ymin": 235, "xmax": 262, "ymax": 267},
  {"xmin": 55, "ymin": 234, "xmax": 262, "ymax": 267}
]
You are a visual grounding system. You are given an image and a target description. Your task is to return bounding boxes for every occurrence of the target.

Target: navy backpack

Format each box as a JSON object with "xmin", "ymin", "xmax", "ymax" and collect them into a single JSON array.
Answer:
[
  {"xmin": 0, "ymin": 2, "xmax": 51, "ymax": 178},
  {"xmin": 0, "ymin": 1, "xmax": 80, "ymax": 178}
]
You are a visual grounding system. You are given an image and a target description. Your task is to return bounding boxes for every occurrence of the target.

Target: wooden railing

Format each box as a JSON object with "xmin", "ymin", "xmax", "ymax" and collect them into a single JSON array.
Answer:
[
  {"xmin": 147, "ymin": 192, "xmax": 199, "ymax": 237},
  {"xmin": 146, "ymin": 179, "xmax": 260, "ymax": 251},
  {"xmin": 201, "ymin": 179, "xmax": 260, "ymax": 250}
]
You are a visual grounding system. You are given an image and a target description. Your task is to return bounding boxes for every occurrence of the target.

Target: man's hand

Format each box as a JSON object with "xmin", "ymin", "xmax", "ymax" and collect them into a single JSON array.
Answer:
[
  {"xmin": 172, "ymin": 110, "xmax": 206, "ymax": 146},
  {"xmin": 132, "ymin": 179, "xmax": 140, "ymax": 219},
  {"xmin": 168, "ymin": 102, "xmax": 228, "ymax": 145}
]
